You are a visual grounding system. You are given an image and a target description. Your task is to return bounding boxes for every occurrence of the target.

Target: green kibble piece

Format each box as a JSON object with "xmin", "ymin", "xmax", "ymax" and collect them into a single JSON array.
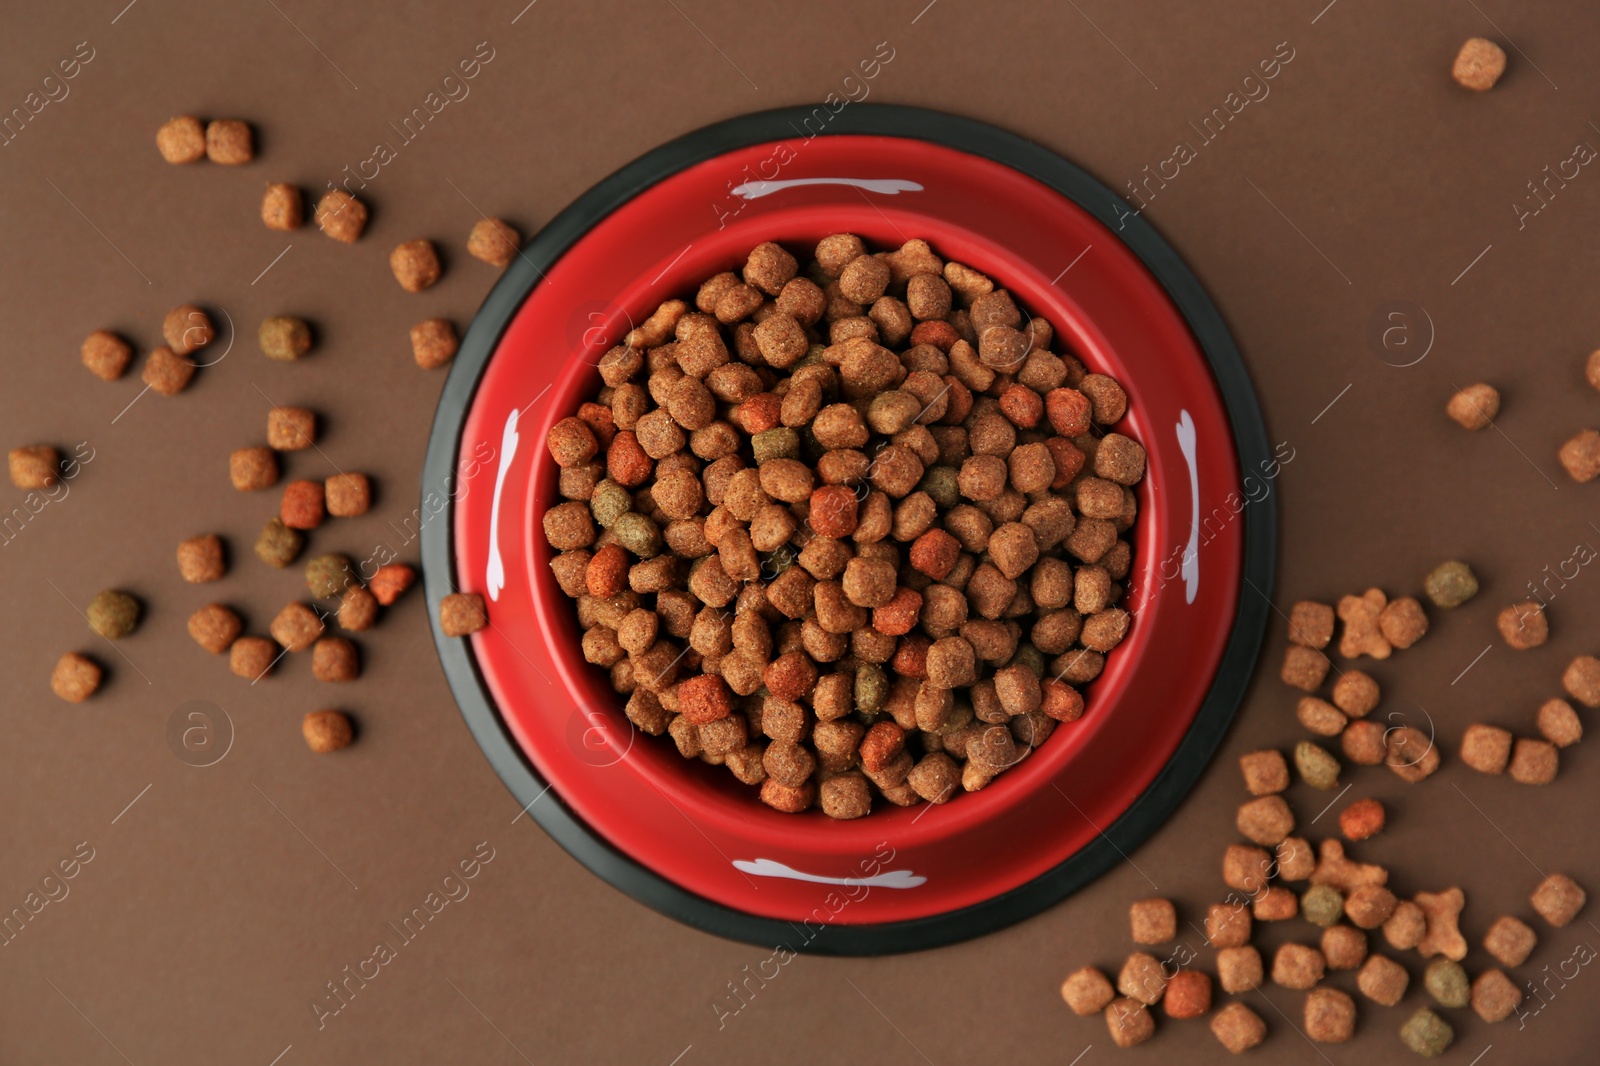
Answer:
[
  {"xmin": 255, "ymin": 517, "xmax": 305, "ymax": 568},
  {"xmin": 1010, "ymin": 643, "xmax": 1046, "ymax": 678},
  {"xmin": 305, "ymin": 553, "xmax": 357, "ymax": 598},
  {"xmin": 855, "ymin": 662, "xmax": 887, "ymax": 714},
  {"xmin": 919, "ymin": 465, "xmax": 961, "ymax": 509},
  {"xmin": 794, "ymin": 343, "xmax": 827, "ymax": 369},
  {"xmin": 87, "ymin": 589, "xmax": 140, "ymax": 639},
  {"xmin": 1422, "ymin": 958, "xmax": 1469, "ymax": 1008},
  {"xmin": 589, "ymin": 479, "xmax": 632, "ymax": 528},
  {"xmin": 1294, "ymin": 740, "xmax": 1341, "ymax": 789},
  {"xmin": 1399, "ymin": 1007, "xmax": 1454, "ymax": 1057},
  {"xmin": 751, "ymin": 427, "xmax": 800, "ymax": 463},
  {"xmin": 610, "ymin": 512, "xmax": 662, "ymax": 559},
  {"xmin": 1423, "ymin": 560, "xmax": 1478, "ymax": 609},
  {"xmin": 1302, "ymin": 883, "xmax": 1345, "ymax": 927},
  {"xmin": 258, "ymin": 316, "xmax": 313, "ymax": 362}
]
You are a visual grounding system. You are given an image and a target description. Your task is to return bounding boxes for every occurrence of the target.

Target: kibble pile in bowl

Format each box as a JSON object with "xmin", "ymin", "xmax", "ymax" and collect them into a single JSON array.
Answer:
[{"xmin": 540, "ymin": 235, "xmax": 1146, "ymax": 818}]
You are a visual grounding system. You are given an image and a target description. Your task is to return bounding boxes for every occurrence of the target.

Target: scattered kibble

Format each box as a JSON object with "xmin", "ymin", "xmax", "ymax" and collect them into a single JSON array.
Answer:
[
  {"xmin": 1104, "ymin": 997, "xmax": 1153, "ymax": 1048},
  {"xmin": 204, "ymin": 119, "xmax": 252, "ymax": 164},
  {"xmin": 156, "ymin": 115, "xmax": 206, "ymax": 163},
  {"xmin": 81, "ymin": 330, "xmax": 132, "ymax": 381},
  {"xmin": 8, "ymin": 445, "xmax": 59, "ymax": 489},
  {"xmin": 1452, "ymin": 37, "xmax": 1507, "ymax": 91},
  {"xmin": 1205, "ymin": 902, "xmax": 1251, "ymax": 947},
  {"xmin": 187, "ymin": 604, "xmax": 242, "ymax": 654},
  {"xmin": 1239, "ymin": 749, "xmax": 1289, "ymax": 795},
  {"xmin": 230, "ymin": 446, "xmax": 279, "ymax": 491},
  {"xmin": 411, "ymin": 318, "xmax": 459, "ymax": 370},
  {"xmin": 1346, "ymin": 885, "xmax": 1399, "ymax": 929},
  {"xmin": 1530, "ymin": 873, "xmax": 1586, "ymax": 927},
  {"xmin": 258, "ymin": 316, "xmax": 313, "ymax": 362},
  {"xmin": 162, "ymin": 304, "xmax": 214, "ymax": 357},
  {"xmin": 1287, "ymin": 600, "xmax": 1334, "ymax": 648},
  {"xmin": 1423, "ymin": 958, "xmax": 1469, "ymax": 1008},
  {"xmin": 467, "ymin": 217, "xmax": 520, "ymax": 267},
  {"xmin": 1321, "ymin": 924, "xmax": 1367, "ymax": 970},
  {"xmin": 1339, "ymin": 798, "xmax": 1385, "ymax": 841},
  {"xmin": 1559, "ymin": 429, "xmax": 1600, "ymax": 482},
  {"xmin": 267, "ymin": 406, "xmax": 317, "ymax": 451},
  {"xmin": 1469, "ymin": 969, "xmax": 1522, "ymax": 1023},
  {"xmin": 1281, "ymin": 645, "xmax": 1331, "ymax": 691},
  {"xmin": 261, "ymin": 183, "xmax": 303, "ymax": 230},
  {"xmin": 1561, "ymin": 655, "xmax": 1600, "ymax": 706},
  {"xmin": 1537, "ymin": 697, "xmax": 1582, "ymax": 747},
  {"xmin": 390, "ymin": 239, "xmax": 442, "ymax": 292},
  {"xmin": 1302, "ymin": 884, "xmax": 1345, "ymax": 928},
  {"xmin": 176, "ymin": 534, "xmax": 226, "ymax": 583},
  {"xmin": 302, "ymin": 710, "xmax": 354, "ymax": 753},
  {"xmin": 1483, "ymin": 914, "xmax": 1537, "ymax": 967},
  {"xmin": 1378, "ymin": 596, "xmax": 1428, "ymax": 649},
  {"xmin": 1356, "ymin": 954, "xmax": 1409, "ymax": 1006},
  {"xmin": 1460, "ymin": 723, "xmax": 1513, "ymax": 773},
  {"xmin": 369, "ymin": 563, "xmax": 416, "ymax": 606},
  {"xmin": 304, "ymin": 553, "xmax": 357, "ymax": 598},
  {"xmin": 311, "ymin": 636, "xmax": 360, "ymax": 682},
  {"xmin": 141, "ymin": 346, "xmax": 196, "ymax": 395},
  {"xmin": 1414, "ymin": 888, "xmax": 1467, "ymax": 960},
  {"xmin": 1129, "ymin": 898, "xmax": 1176, "ymax": 944},
  {"xmin": 280, "ymin": 479, "xmax": 326, "ymax": 530},
  {"xmin": 440, "ymin": 592, "xmax": 487, "ymax": 636},
  {"xmin": 1399, "ymin": 1007, "xmax": 1454, "ymax": 1057},
  {"xmin": 1445, "ymin": 383, "xmax": 1499, "ymax": 429},
  {"xmin": 1271, "ymin": 943, "xmax": 1325, "ymax": 990},
  {"xmin": 1338, "ymin": 589, "xmax": 1392, "ymax": 659},
  {"xmin": 255, "ymin": 517, "xmax": 304, "ymax": 568},
  {"xmin": 1117, "ymin": 952, "xmax": 1167, "ymax": 1005},
  {"xmin": 270, "ymin": 602, "xmax": 325, "ymax": 651},
  {"xmin": 1423, "ymin": 560, "xmax": 1478, "ymax": 608},
  {"xmin": 1303, "ymin": 987, "xmax": 1355, "ymax": 1043},
  {"xmin": 87, "ymin": 589, "xmax": 140, "ymax": 639},
  {"xmin": 1162, "ymin": 970, "xmax": 1211, "ymax": 1019},
  {"xmin": 315, "ymin": 190, "xmax": 368, "ymax": 243},
  {"xmin": 1496, "ymin": 600, "xmax": 1548, "ymax": 649},
  {"xmin": 1217, "ymin": 946, "xmax": 1262, "ymax": 994},
  {"xmin": 1210, "ymin": 1002, "xmax": 1265, "ymax": 1054},
  {"xmin": 1060, "ymin": 967, "xmax": 1115, "ymax": 1016},
  {"xmin": 1294, "ymin": 740, "xmax": 1341, "ymax": 789},
  {"xmin": 1237, "ymin": 795, "xmax": 1295, "ymax": 846},
  {"xmin": 1508, "ymin": 737, "xmax": 1557, "ymax": 784},
  {"xmin": 1297, "ymin": 696, "xmax": 1346, "ymax": 736},
  {"xmin": 50, "ymin": 652, "xmax": 102, "ymax": 702},
  {"xmin": 338, "ymin": 585, "xmax": 378, "ymax": 631},
  {"xmin": 325, "ymin": 473, "xmax": 371, "ymax": 517},
  {"xmin": 229, "ymin": 636, "xmax": 277, "ymax": 680},
  {"xmin": 1331, "ymin": 670, "xmax": 1380, "ymax": 717},
  {"xmin": 1386, "ymin": 725, "xmax": 1440, "ymax": 782},
  {"xmin": 1383, "ymin": 901, "xmax": 1427, "ymax": 951},
  {"xmin": 1253, "ymin": 887, "xmax": 1297, "ymax": 921}
]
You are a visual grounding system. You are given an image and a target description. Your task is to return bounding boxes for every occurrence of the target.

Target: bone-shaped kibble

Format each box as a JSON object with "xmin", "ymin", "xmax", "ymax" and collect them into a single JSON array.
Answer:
[
  {"xmin": 1415, "ymin": 887, "xmax": 1468, "ymax": 961},
  {"xmin": 1310, "ymin": 839, "xmax": 1388, "ymax": 894},
  {"xmin": 1338, "ymin": 589, "xmax": 1392, "ymax": 660}
]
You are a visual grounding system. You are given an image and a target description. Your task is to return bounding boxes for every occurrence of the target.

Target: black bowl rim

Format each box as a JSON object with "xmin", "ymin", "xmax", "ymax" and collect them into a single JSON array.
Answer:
[{"xmin": 420, "ymin": 103, "xmax": 1275, "ymax": 956}]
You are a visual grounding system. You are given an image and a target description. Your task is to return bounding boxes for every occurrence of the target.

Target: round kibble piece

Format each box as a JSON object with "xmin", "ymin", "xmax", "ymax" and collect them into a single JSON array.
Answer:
[
  {"xmin": 51, "ymin": 652, "xmax": 102, "ymax": 702},
  {"xmin": 312, "ymin": 637, "xmax": 360, "ymax": 682},
  {"xmin": 1423, "ymin": 958, "xmax": 1469, "ymax": 1008},
  {"xmin": 230, "ymin": 447, "xmax": 278, "ymax": 492},
  {"xmin": 411, "ymin": 318, "xmax": 459, "ymax": 370},
  {"xmin": 1530, "ymin": 873, "xmax": 1586, "ymax": 927},
  {"xmin": 267, "ymin": 407, "xmax": 317, "ymax": 451},
  {"xmin": 1508, "ymin": 738, "xmax": 1557, "ymax": 784},
  {"xmin": 1210, "ymin": 1002, "xmax": 1265, "ymax": 1054},
  {"xmin": 390, "ymin": 240, "xmax": 442, "ymax": 292},
  {"xmin": 1446, "ymin": 383, "xmax": 1499, "ymax": 429},
  {"xmin": 1562, "ymin": 655, "xmax": 1600, "ymax": 707},
  {"xmin": 315, "ymin": 190, "xmax": 368, "ymax": 243},
  {"xmin": 1163, "ymin": 970, "xmax": 1211, "ymax": 1020},
  {"xmin": 304, "ymin": 553, "xmax": 357, "ymax": 599},
  {"xmin": 1295, "ymin": 740, "xmax": 1340, "ymax": 789},
  {"xmin": 1356, "ymin": 954, "xmax": 1409, "ymax": 1007},
  {"xmin": 1339, "ymin": 798, "xmax": 1385, "ymax": 841},
  {"xmin": 255, "ymin": 518, "xmax": 304, "ymax": 568},
  {"xmin": 187, "ymin": 604, "xmax": 242, "ymax": 654},
  {"xmin": 1559, "ymin": 429, "xmax": 1600, "ymax": 482},
  {"xmin": 1537, "ymin": 697, "xmax": 1582, "ymax": 747},
  {"xmin": 1060, "ymin": 967, "xmax": 1115, "ymax": 1016},
  {"xmin": 259, "ymin": 316, "xmax": 313, "ymax": 361},
  {"xmin": 261, "ymin": 183, "xmax": 304, "ymax": 230},
  {"xmin": 1400, "ymin": 1007, "xmax": 1454, "ymax": 1058},
  {"xmin": 325, "ymin": 473, "xmax": 372, "ymax": 518},
  {"xmin": 1105, "ymin": 998, "xmax": 1154, "ymax": 1049},
  {"xmin": 1303, "ymin": 988, "xmax": 1355, "ymax": 1043},
  {"xmin": 1302, "ymin": 884, "xmax": 1345, "ymax": 928},
  {"xmin": 163, "ymin": 304, "xmax": 214, "ymax": 356},
  {"xmin": 9, "ymin": 445, "xmax": 59, "ymax": 489},
  {"xmin": 303, "ymin": 710, "xmax": 354, "ymax": 753},
  {"xmin": 1424, "ymin": 560, "xmax": 1478, "ymax": 608},
  {"xmin": 81, "ymin": 330, "xmax": 132, "ymax": 381},
  {"xmin": 87, "ymin": 590, "xmax": 140, "ymax": 639},
  {"xmin": 205, "ymin": 119, "xmax": 252, "ymax": 164},
  {"xmin": 468, "ymin": 217, "xmax": 521, "ymax": 267},
  {"xmin": 141, "ymin": 346, "xmax": 195, "ymax": 395},
  {"xmin": 339, "ymin": 585, "xmax": 378, "ymax": 632},
  {"xmin": 440, "ymin": 592, "xmax": 487, "ymax": 637},
  {"xmin": 270, "ymin": 603, "xmax": 324, "ymax": 651},
  {"xmin": 1453, "ymin": 37, "xmax": 1506, "ymax": 91},
  {"xmin": 156, "ymin": 115, "xmax": 205, "ymax": 163},
  {"xmin": 1460, "ymin": 723, "xmax": 1513, "ymax": 774},
  {"xmin": 177, "ymin": 534, "xmax": 226, "ymax": 583}
]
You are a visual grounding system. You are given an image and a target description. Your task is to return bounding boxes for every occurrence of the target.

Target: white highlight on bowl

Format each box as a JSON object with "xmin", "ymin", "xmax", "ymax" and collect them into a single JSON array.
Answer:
[
  {"xmin": 486, "ymin": 408, "xmax": 520, "ymax": 602},
  {"xmin": 729, "ymin": 177, "xmax": 924, "ymax": 200},
  {"xmin": 732, "ymin": 857, "xmax": 926, "ymax": 889},
  {"xmin": 1176, "ymin": 409, "xmax": 1200, "ymax": 605}
]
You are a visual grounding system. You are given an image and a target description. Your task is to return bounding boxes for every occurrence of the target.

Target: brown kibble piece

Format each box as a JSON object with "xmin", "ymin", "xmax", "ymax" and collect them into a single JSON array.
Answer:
[
  {"xmin": 1223, "ymin": 844, "xmax": 1273, "ymax": 893},
  {"xmin": 141, "ymin": 346, "xmax": 195, "ymax": 395},
  {"xmin": 1210, "ymin": 1002, "xmax": 1265, "ymax": 1054},
  {"xmin": 440, "ymin": 592, "xmax": 487, "ymax": 637},
  {"xmin": 156, "ymin": 115, "xmax": 205, "ymax": 163},
  {"xmin": 1129, "ymin": 898, "xmax": 1176, "ymax": 944},
  {"xmin": 1254, "ymin": 886, "xmax": 1298, "ymax": 922},
  {"xmin": 205, "ymin": 119, "xmax": 252, "ymax": 164},
  {"xmin": 1272, "ymin": 943, "xmax": 1325, "ymax": 990},
  {"xmin": 229, "ymin": 636, "xmax": 276, "ymax": 680},
  {"xmin": 315, "ymin": 190, "xmax": 368, "ymax": 243},
  {"xmin": 230, "ymin": 447, "xmax": 278, "ymax": 491},
  {"xmin": 468, "ymin": 217, "xmax": 520, "ymax": 267},
  {"xmin": 1345, "ymin": 885, "xmax": 1398, "ymax": 930},
  {"xmin": 1288, "ymin": 600, "xmax": 1334, "ymax": 648},
  {"xmin": 81, "ymin": 330, "xmax": 132, "ymax": 381},
  {"xmin": 390, "ymin": 240, "xmax": 442, "ymax": 292},
  {"xmin": 1239, "ymin": 749, "xmax": 1289, "ymax": 795},
  {"xmin": 1117, "ymin": 953, "xmax": 1167, "ymax": 1005},
  {"xmin": 1446, "ymin": 383, "xmax": 1499, "ymax": 429},
  {"xmin": 1561, "ymin": 655, "xmax": 1600, "ymax": 706},
  {"xmin": 1559, "ymin": 429, "xmax": 1600, "ymax": 482},
  {"xmin": 188, "ymin": 604, "xmax": 242, "ymax": 654},
  {"xmin": 1453, "ymin": 37, "xmax": 1507, "ymax": 91},
  {"xmin": 1537, "ymin": 698, "xmax": 1582, "ymax": 748},
  {"xmin": 312, "ymin": 637, "xmax": 360, "ymax": 682},
  {"xmin": 1236, "ymin": 795, "xmax": 1294, "ymax": 846},
  {"xmin": 1383, "ymin": 901, "xmax": 1427, "ymax": 951},
  {"xmin": 1281, "ymin": 645, "xmax": 1330, "ymax": 691},
  {"xmin": 1104, "ymin": 998, "xmax": 1154, "ymax": 1049},
  {"xmin": 1385, "ymin": 726, "xmax": 1439, "ymax": 783},
  {"xmin": 1163, "ymin": 970, "xmax": 1211, "ymax": 1020},
  {"xmin": 1470, "ymin": 969, "xmax": 1522, "ymax": 1023},
  {"xmin": 1460, "ymin": 723, "xmax": 1513, "ymax": 773},
  {"xmin": 261, "ymin": 183, "xmax": 303, "ymax": 230},
  {"xmin": 1303, "ymin": 988, "xmax": 1355, "ymax": 1043},
  {"xmin": 1339, "ymin": 798, "xmax": 1385, "ymax": 841},
  {"xmin": 339, "ymin": 585, "xmax": 378, "ymax": 631},
  {"xmin": 1331, "ymin": 670, "xmax": 1379, "ymax": 717},
  {"xmin": 303, "ymin": 710, "xmax": 354, "ymax": 753},
  {"xmin": 1378, "ymin": 596, "xmax": 1428, "ymax": 649},
  {"xmin": 1337, "ymin": 588, "xmax": 1391, "ymax": 659},
  {"xmin": 1530, "ymin": 873, "xmax": 1586, "ymax": 927},
  {"xmin": 1321, "ymin": 925, "xmax": 1368, "ymax": 971},
  {"xmin": 9, "ymin": 445, "xmax": 59, "ymax": 489},
  {"xmin": 1415, "ymin": 888, "xmax": 1467, "ymax": 961},
  {"xmin": 1060, "ymin": 967, "xmax": 1115, "ymax": 1016},
  {"xmin": 411, "ymin": 318, "xmax": 460, "ymax": 370},
  {"xmin": 1497, "ymin": 601, "xmax": 1548, "ymax": 649},
  {"xmin": 1311, "ymin": 839, "xmax": 1387, "ymax": 894},
  {"xmin": 51, "ymin": 652, "xmax": 102, "ymax": 702},
  {"xmin": 325, "ymin": 473, "xmax": 372, "ymax": 518},
  {"xmin": 1205, "ymin": 903, "xmax": 1252, "ymax": 948},
  {"xmin": 1508, "ymin": 737, "xmax": 1557, "ymax": 784},
  {"xmin": 1357, "ymin": 954, "xmax": 1409, "ymax": 1006},
  {"xmin": 1483, "ymin": 915, "xmax": 1537, "ymax": 967},
  {"xmin": 177, "ymin": 534, "xmax": 226, "ymax": 583},
  {"xmin": 268, "ymin": 407, "xmax": 317, "ymax": 451},
  {"xmin": 270, "ymin": 603, "xmax": 324, "ymax": 652},
  {"xmin": 1217, "ymin": 947, "xmax": 1262, "ymax": 995}
]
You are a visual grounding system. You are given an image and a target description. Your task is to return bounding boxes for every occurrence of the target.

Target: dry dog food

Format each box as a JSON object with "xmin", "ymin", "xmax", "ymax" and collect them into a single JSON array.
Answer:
[
  {"xmin": 1460, "ymin": 722, "xmax": 1513, "ymax": 773},
  {"xmin": 1470, "ymin": 969, "xmax": 1522, "ymax": 1023},
  {"xmin": 1445, "ymin": 383, "xmax": 1498, "ymax": 429},
  {"xmin": 1060, "ymin": 966, "xmax": 1115, "ymax": 1015},
  {"xmin": 339, "ymin": 585, "xmax": 379, "ymax": 631},
  {"xmin": 1357, "ymin": 954, "xmax": 1409, "ymax": 1006},
  {"xmin": 1239, "ymin": 749, "xmax": 1289, "ymax": 795},
  {"xmin": 163, "ymin": 304, "xmax": 215, "ymax": 356},
  {"xmin": 1129, "ymin": 898, "xmax": 1175, "ymax": 944},
  {"xmin": 369, "ymin": 563, "xmax": 416, "ymax": 605},
  {"xmin": 1162, "ymin": 970, "xmax": 1211, "ymax": 1019},
  {"xmin": 1423, "ymin": 559, "xmax": 1478, "ymax": 607},
  {"xmin": 1105, "ymin": 998, "xmax": 1153, "ymax": 1048},
  {"xmin": 230, "ymin": 447, "xmax": 279, "ymax": 492},
  {"xmin": 541, "ymin": 235, "xmax": 1144, "ymax": 817},
  {"xmin": 270, "ymin": 602, "xmax": 324, "ymax": 651},
  {"xmin": 187, "ymin": 604, "xmax": 242, "ymax": 654},
  {"xmin": 87, "ymin": 589, "xmax": 140, "ymax": 639},
  {"xmin": 1331, "ymin": 670, "xmax": 1379, "ymax": 716},
  {"xmin": 315, "ymin": 190, "xmax": 368, "ymax": 243},
  {"xmin": 51, "ymin": 652, "xmax": 102, "ymax": 702},
  {"xmin": 1483, "ymin": 915, "xmax": 1536, "ymax": 967},
  {"xmin": 1383, "ymin": 900, "xmax": 1427, "ymax": 951},
  {"xmin": 1423, "ymin": 958, "xmax": 1469, "ymax": 1008},
  {"xmin": 8, "ymin": 445, "xmax": 59, "ymax": 489},
  {"xmin": 468, "ymin": 217, "xmax": 521, "ymax": 267},
  {"xmin": 255, "ymin": 517, "xmax": 304, "ymax": 568},
  {"xmin": 305, "ymin": 553, "xmax": 357, "ymax": 598},
  {"xmin": 1399, "ymin": 1007, "xmax": 1454, "ymax": 1057},
  {"xmin": 1210, "ymin": 1002, "xmax": 1265, "ymax": 1054},
  {"xmin": 1562, "ymin": 655, "xmax": 1600, "ymax": 706},
  {"xmin": 312, "ymin": 637, "xmax": 360, "ymax": 682},
  {"xmin": 261, "ymin": 183, "xmax": 303, "ymax": 230},
  {"xmin": 1271, "ymin": 943, "xmax": 1325, "ymax": 989},
  {"xmin": 1288, "ymin": 600, "xmax": 1334, "ymax": 648},
  {"xmin": 141, "ymin": 347, "xmax": 196, "ymax": 396},
  {"xmin": 1452, "ymin": 37, "xmax": 1507, "ymax": 91},
  {"xmin": 156, "ymin": 115, "xmax": 206, "ymax": 163},
  {"xmin": 1236, "ymin": 795, "xmax": 1294, "ymax": 845},
  {"xmin": 1338, "ymin": 588, "xmax": 1391, "ymax": 659},
  {"xmin": 1497, "ymin": 600, "xmax": 1548, "ymax": 648},
  {"xmin": 1205, "ymin": 902, "xmax": 1251, "ymax": 947},
  {"xmin": 1508, "ymin": 737, "xmax": 1558, "ymax": 784},
  {"xmin": 177, "ymin": 534, "xmax": 226, "ymax": 583},
  {"xmin": 259, "ymin": 316, "xmax": 313, "ymax": 361},
  {"xmin": 302, "ymin": 709, "xmax": 354, "ymax": 753},
  {"xmin": 1253, "ymin": 886, "xmax": 1297, "ymax": 921},
  {"xmin": 1530, "ymin": 873, "xmax": 1585, "ymax": 927},
  {"xmin": 1537, "ymin": 697, "xmax": 1582, "ymax": 747},
  {"xmin": 81, "ymin": 330, "xmax": 132, "ymax": 381},
  {"xmin": 229, "ymin": 636, "xmax": 277, "ymax": 680},
  {"xmin": 1303, "ymin": 987, "xmax": 1355, "ymax": 1043},
  {"xmin": 1216, "ymin": 946, "xmax": 1262, "ymax": 994},
  {"xmin": 1280, "ymin": 645, "xmax": 1331, "ymax": 691},
  {"xmin": 390, "ymin": 240, "xmax": 442, "ymax": 292},
  {"xmin": 411, "ymin": 318, "xmax": 460, "ymax": 370},
  {"xmin": 1339, "ymin": 798, "xmax": 1385, "ymax": 841},
  {"xmin": 280, "ymin": 479, "xmax": 326, "ymax": 530},
  {"xmin": 1414, "ymin": 888, "xmax": 1466, "ymax": 960},
  {"xmin": 441, "ymin": 592, "xmax": 488, "ymax": 636},
  {"xmin": 1301, "ymin": 884, "xmax": 1344, "ymax": 927},
  {"xmin": 204, "ymin": 119, "xmax": 252, "ymax": 164},
  {"xmin": 325, "ymin": 473, "xmax": 372, "ymax": 517},
  {"xmin": 1559, "ymin": 429, "xmax": 1600, "ymax": 482},
  {"xmin": 1117, "ymin": 952, "xmax": 1167, "ymax": 1005},
  {"xmin": 1321, "ymin": 924, "xmax": 1367, "ymax": 970},
  {"xmin": 1295, "ymin": 740, "xmax": 1341, "ymax": 789},
  {"xmin": 267, "ymin": 406, "xmax": 317, "ymax": 451}
]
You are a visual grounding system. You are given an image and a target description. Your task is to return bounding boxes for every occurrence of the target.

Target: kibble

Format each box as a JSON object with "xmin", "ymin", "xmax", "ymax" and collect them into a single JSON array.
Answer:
[
  {"xmin": 325, "ymin": 473, "xmax": 372, "ymax": 517},
  {"xmin": 9, "ymin": 445, "xmax": 59, "ymax": 489},
  {"xmin": 177, "ymin": 534, "xmax": 226, "ymax": 583},
  {"xmin": 270, "ymin": 603, "xmax": 324, "ymax": 652},
  {"xmin": 468, "ymin": 217, "xmax": 520, "ymax": 267},
  {"xmin": 156, "ymin": 115, "xmax": 205, "ymax": 163},
  {"xmin": 229, "ymin": 636, "xmax": 278, "ymax": 680},
  {"xmin": 1303, "ymin": 988, "xmax": 1355, "ymax": 1043},
  {"xmin": 440, "ymin": 592, "xmax": 487, "ymax": 636},
  {"xmin": 1210, "ymin": 1002, "xmax": 1265, "ymax": 1054},
  {"xmin": 51, "ymin": 652, "xmax": 102, "ymax": 702},
  {"xmin": 369, "ymin": 563, "xmax": 416, "ymax": 606},
  {"xmin": 1289, "ymin": 600, "xmax": 1334, "ymax": 648},
  {"xmin": 1561, "ymin": 655, "xmax": 1600, "ymax": 706},
  {"xmin": 255, "ymin": 517, "xmax": 304, "ymax": 568},
  {"xmin": 81, "ymin": 330, "xmax": 132, "ymax": 381},
  {"xmin": 267, "ymin": 406, "xmax": 317, "ymax": 451},
  {"xmin": 1414, "ymin": 888, "xmax": 1467, "ymax": 960},
  {"xmin": 1217, "ymin": 947, "xmax": 1262, "ymax": 994},
  {"xmin": 411, "ymin": 318, "xmax": 459, "ymax": 369},
  {"xmin": 315, "ymin": 190, "xmax": 368, "ymax": 243},
  {"xmin": 1163, "ymin": 971, "xmax": 1211, "ymax": 1019},
  {"xmin": 204, "ymin": 119, "xmax": 252, "ymax": 164},
  {"xmin": 1537, "ymin": 697, "xmax": 1582, "ymax": 747},
  {"xmin": 1484, "ymin": 915, "xmax": 1536, "ymax": 967},
  {"xmin": 87, "ymin": 589, "xmax": 140, "ymax": 639},
  {"xmin": 1117, "ymin": 952, "xmax": 1167, "ymax": 1005},
  {"xmin": 1508, "ymin": 737, "xmax": 1558, "ymax": 784},
  {"xmin": 1446, "ymin": 383, "xmax": 1499, "ymax": 429},
  {"xmin": 1105, "ymin": 998, "xmax": 1153, "ymax": 1049},
  {"xmin": 390, "ymin": 240, "xmax": 442, "ymax": 292},
  {"xmin": 188, "ymin": 604, "xmax": 242, "ymax": 654},
  {"xmin": 1295, "ymin": 740, "xmax": 1341, "ymax": 789},
  {"xmin": 1452, "ymin": 37, "xmax": 1507, "ymax": 91},
  {"xmin": 1424, "ymin": 560, "xmax": 1478, "ymax": 608},
  {"xmin": 1339, "ymin": 798, "xmax": 1385, "ymax": 841},
  {"xmin": 1460, "ymin": 723, "xmax": 1513, "ymax": 773},
  {"xmin": 230, "ymin": 447, "xmax": 279, "ymax": 491},
  {"xmin": 1400, "ymin": 1007, "xmax": 1453, "ymax": 1058},
  {"xmin": 1531, "ymin": 873, "xmax": 1585, "ymax": 927},
  {"xmin": 280, "ymin": 479, "xmax": 325, "ymax": 530},
  {"xmin": 1061, "ymin": 967, "xmax": 1115, "ymax": 1016},
  {"xmin": 302, "ymin": 710, "xmax": 354, "ymax": 753},
  {"xmin": 1470, "ymin": 969, "xmax": 1522, "ymax": 1023},
  {"xmin": 259, "ymin": 316, "xmax": 313, "ymax": 361},
  {"xmin": 1129, "ymin": 898, "xmax": 1176, "ymax": 944},
  {"xmin": 141, "ymin": 346, "xmax": 196, "ymax": 395},
  {"xmin": 312, "ymin": 637, "xmax": 360, "ymax": 682},
  {"xmin": 1357, "ymin": 954, "xmax": 1409, "ymax": 1006},
  {"xmin": 261, "ymin": 183, "xmax": 303, "ymax": 230},
  {"xmin": 1559, "ymin": 429, "xmax": 1600, "ymax": 482},
  {"xmin": 1239, "ymin": 749, "xmax": 1289, "ymax": 795}
]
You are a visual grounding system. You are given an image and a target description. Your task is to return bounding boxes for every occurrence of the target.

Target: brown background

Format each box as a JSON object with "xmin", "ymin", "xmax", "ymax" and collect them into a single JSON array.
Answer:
[{"xmin": 3, "ymin": 0, "xmax": 1599, "ymax": 1062}]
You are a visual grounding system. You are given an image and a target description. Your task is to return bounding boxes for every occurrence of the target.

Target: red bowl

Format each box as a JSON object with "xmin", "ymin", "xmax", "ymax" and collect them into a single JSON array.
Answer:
[{"xmin": 422, "ymin": 106, "xmax": 1272, "ymax": 954}]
